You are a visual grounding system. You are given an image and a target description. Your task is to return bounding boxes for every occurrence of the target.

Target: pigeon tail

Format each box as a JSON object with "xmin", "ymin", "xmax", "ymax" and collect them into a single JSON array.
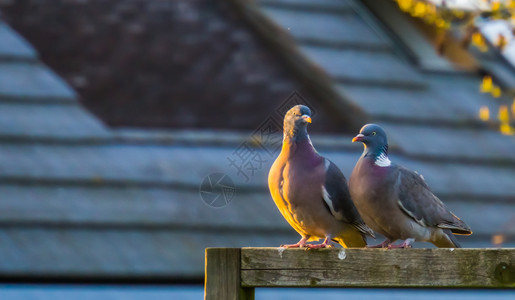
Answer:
[
  {"xmin": 438, "ymin": 224, "xmax": 472, "ymax": 236},
  {"xmin": 438, "ymin": 212, "xmax": 473, "ymax": 236}
]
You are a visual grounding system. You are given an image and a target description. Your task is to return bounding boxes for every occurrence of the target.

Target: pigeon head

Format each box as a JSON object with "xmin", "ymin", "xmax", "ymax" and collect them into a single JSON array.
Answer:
[
  {"xmin": 283, "ymin": 105, "xmax": 312, "ymax": 140},
  {"xmin": 352, "ymin": 124, "xmax": 387, "ymax": 147},
  {"xmin": 352, "ymin": 124, "xmax": 390, "ymax": 165}
]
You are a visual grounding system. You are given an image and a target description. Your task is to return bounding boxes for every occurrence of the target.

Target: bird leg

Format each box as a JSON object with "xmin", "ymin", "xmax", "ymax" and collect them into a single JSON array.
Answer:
[
  {"xmin": 388, "ymin": 238, "xmax": 415, "ymax": 249},
  {"xmin": 306, "ymin": 237, "xmax": 334, "ymax": 249},
  {"xmin": 281, "ymin": 236, "xmax": 308, "ymax": 248},
  {"xmin": 367, "ymin": 239, "xmax": 392, "ymax": 248}
]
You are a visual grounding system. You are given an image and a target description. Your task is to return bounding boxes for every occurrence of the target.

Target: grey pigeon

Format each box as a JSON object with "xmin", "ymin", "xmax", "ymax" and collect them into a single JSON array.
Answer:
[
  {"xmin": 349, "ymin": 124, "xmax": 472, "ymax": 248},
  {"xmin": 268, "ymin": 105, "xmax": 374, "ymax": 248}
]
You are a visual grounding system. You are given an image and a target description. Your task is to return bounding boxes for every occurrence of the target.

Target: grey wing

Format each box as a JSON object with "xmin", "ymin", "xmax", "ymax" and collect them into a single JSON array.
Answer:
[
  {"xmin": 395, "ymin": 167, "xmax": 472, "ymax": 235},
  {"xmin": 322, "ymin": 159, "xmax": 375, "ymax": 237}
]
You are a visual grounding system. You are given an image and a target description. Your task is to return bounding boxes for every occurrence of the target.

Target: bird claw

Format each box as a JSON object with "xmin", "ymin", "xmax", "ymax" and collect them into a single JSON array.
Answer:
[
  {"xmin": 280, "ymin": 238, "xmax": 335, "ymax": 249},
  {"xmin": 367, "ymin": 239, "xmax": 391, "ymax": 248},
  {"xmin": 305, "ymin": 238, "xmax": 334, "ymax": 249},
  {"xmin": 280, "ymin": 237, "xmax": 309, "ymax": 248},
  {"xmin": 307, "ymin": 244, "xmax": 333, "ymax": 249},
  {"xmin": 387, "ymin": 238, "xmax": 415, "ymax": 249}
]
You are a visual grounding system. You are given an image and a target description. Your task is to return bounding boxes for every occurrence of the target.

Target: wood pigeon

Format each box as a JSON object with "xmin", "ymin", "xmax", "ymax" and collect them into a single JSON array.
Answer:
[
  {"xmin": 349, "ymin": 124, "xmax": 472, "ymax": 248},
  {"xmin": 268, "ymin": 105, "xmax": 374, "ymax": 248}
]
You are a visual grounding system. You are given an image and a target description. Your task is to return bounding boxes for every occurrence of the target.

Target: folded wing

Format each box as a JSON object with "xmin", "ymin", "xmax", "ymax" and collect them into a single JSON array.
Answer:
[{"xmin": 395, "ymin": 167, "xmax": 472, "ymax": 235}]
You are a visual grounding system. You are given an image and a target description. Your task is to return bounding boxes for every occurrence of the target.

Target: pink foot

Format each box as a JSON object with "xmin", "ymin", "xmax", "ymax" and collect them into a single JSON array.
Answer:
[
  {"xmin": 388, "ymin": 238, "xmax": 415, "ymax": 249},
  {"xmin": 367, "ymin": 239, "xmax": 391, "ymax": 248},
  {"xmin": 281, "ymin": 237, "xmax": 308, "ymax": 248},
  {"xmin": 306, "ymin": 238, "xmax": 333, "ymax": 249}
]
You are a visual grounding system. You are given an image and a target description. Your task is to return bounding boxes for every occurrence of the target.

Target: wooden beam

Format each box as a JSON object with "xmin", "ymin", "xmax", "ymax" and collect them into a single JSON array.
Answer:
[
  {"xmin": 205, "ymin": 248, "xmax": 254, "ymax": 300},
  {"xmin": 241, "ymin": 248, "xmax": 515, "ymax": 288}
]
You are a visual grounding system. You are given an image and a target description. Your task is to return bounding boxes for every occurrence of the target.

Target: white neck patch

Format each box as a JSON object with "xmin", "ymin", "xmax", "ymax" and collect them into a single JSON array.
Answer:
[{"xmin": 374, "ymin": 152, "xmax": 391, "ymax": 167}]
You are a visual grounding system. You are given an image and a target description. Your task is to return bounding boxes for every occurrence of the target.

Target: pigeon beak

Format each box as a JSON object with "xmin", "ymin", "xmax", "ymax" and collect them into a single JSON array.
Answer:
[
  {"xmin": 302, "ymin": 115, "xmax": 312, "ymax": 123},
  {"xmin": 352, "ymin": 133, "xmax": 364, "ymax": 143}
]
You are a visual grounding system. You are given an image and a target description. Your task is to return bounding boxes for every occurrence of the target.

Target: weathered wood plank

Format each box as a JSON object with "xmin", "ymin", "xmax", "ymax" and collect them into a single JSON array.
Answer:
[
  {"xmin": 241, "ymin": 248, "xmax": 515, "ymax": 288},
  {"xmin": 205, "ymin": 248, "xmax": 254, "ymax": 300}
]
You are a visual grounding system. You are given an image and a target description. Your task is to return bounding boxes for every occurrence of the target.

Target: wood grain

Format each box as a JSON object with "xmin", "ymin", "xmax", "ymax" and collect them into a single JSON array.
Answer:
[
  {"xmin": 205, "ymin": 248, "xmax": 254, "ymax": 300},
  {"xmin": 240, "ymin": 248, "xmax": 515, "ymax": 288}
]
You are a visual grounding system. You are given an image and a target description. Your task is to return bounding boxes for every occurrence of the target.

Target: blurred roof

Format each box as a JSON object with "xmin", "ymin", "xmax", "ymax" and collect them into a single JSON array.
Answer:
[
  {"xmin": 0, "ymin": 0, "xmax": 513, "ymax": 284},
  {"xmin": 0, "ymin": 0, "xmax": 351, "ymax": 133}
]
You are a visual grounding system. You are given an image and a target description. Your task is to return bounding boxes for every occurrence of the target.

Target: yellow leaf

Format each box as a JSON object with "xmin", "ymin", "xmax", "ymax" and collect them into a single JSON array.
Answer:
[
  {"xmin": 491, "ymin": 86, "xmax": 502, "ymax": 98},
  {"xmin": 472, "ymin": 32, "xmax": 487, "ymax": 51},
  {"xmin": 413, "ymin": 2, "xmax": 426, "ymax": 17},
  {"xmin": 499, "ymin": 122, "xmax": 515, "ymax": 135},
  {"xmin": 472, "ymin": 32, "xmax": 484, "ymax": 46},
  {"xmin": 480, "ymin": 75, "xmax": 493, "ymax": 93},
  {"xmin": 398, "ymin": 0, "xmax": 413, "ymax": 11},
  {"xmin": 479, "ymin": 106, "xmax": 490, "ymax": 121},
  {"xmin": 492, "ymin": 1, "xmax": 501, "ymax": 11},
  {"xmin": 499, "ymin": 105, "xmax": 510, "ymax": 122}
]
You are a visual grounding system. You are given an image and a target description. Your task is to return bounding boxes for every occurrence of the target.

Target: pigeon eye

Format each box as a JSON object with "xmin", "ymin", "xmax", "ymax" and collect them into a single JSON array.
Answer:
[{"xmin": 372, "ymin": 132, "xmax": 376, "ymax": 136}]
